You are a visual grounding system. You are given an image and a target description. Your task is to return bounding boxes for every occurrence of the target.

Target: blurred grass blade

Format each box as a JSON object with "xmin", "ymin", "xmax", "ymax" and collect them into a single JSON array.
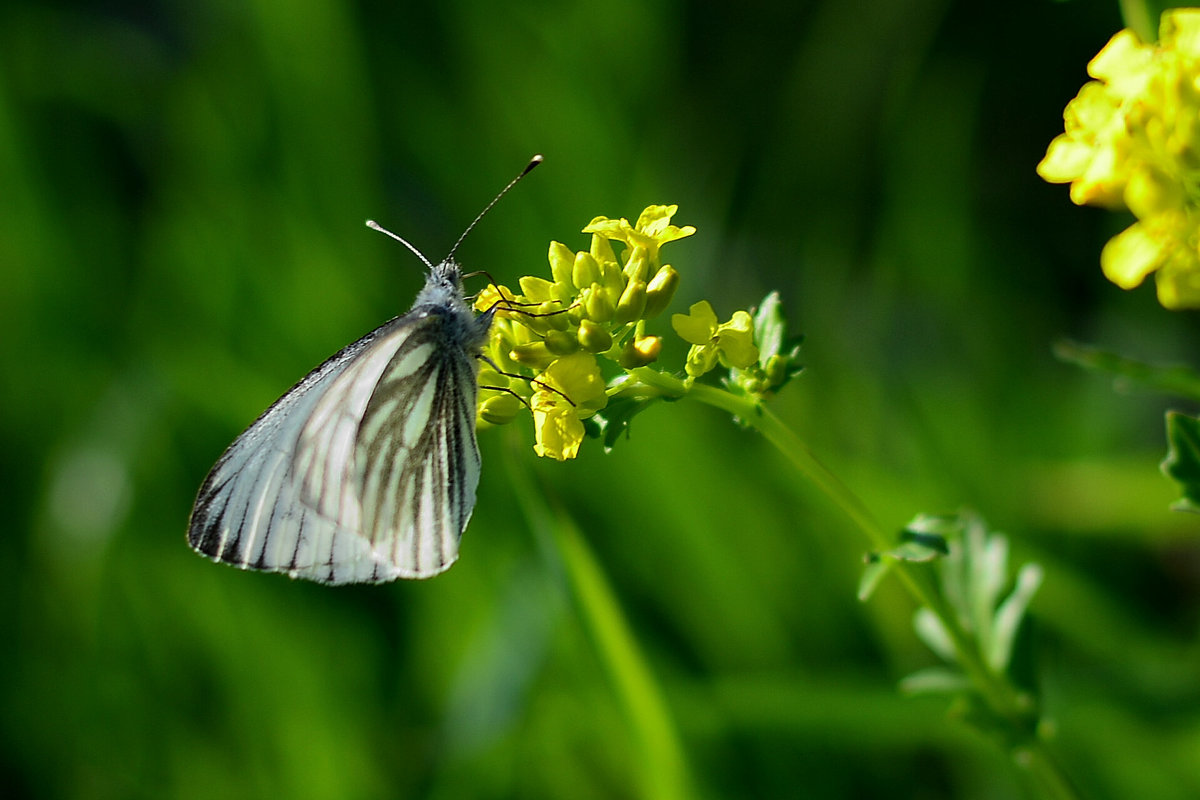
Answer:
[
  {"xmin": 1054, "ymin": 340, "xmax": 1200, "ymax": 401},
  {"xmin": 508, "ymin": 455, "xmax": 692, "ymax": 800}
]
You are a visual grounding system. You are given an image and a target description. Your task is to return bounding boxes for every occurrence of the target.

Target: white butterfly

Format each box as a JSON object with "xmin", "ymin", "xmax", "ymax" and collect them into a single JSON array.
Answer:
[{"xmin": 187, "ymin": 156, "xmax": 542, "ymax": 583}]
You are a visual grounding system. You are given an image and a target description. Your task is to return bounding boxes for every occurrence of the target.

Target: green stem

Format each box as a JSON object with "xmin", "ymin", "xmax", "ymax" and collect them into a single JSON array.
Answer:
[
  {"xmin": 627, "ymin": 369, "xmax": 1082, "ymax": 799},
  {"xmin": 1119, "ymin": 0, "xmax": 1158, "ymax": 43}
]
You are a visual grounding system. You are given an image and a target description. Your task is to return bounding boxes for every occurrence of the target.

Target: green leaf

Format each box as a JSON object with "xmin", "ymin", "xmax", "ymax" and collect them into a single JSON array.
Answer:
[
  {"xmin": 857, "ymin": 558, "xmax": 891, "ymax": 601},
  {"xmin": 969, "ymin": 523, "xmax": 1009, "ymax": 648},
  {"xmin": 913, "ymin": 608, "xmax": 957, "ymax": 664},
  {"xmin": 752, "ymin": 291, "xmax": 788, "ymax": 362},
  {"xmin": 857, "ymin": 528, "xmax": 947, "ymax": 601},
  {"xmin": 896, "ymin": 528, "xmax": 950, "ymax": 558},
  {"xmin": 1054, "ymin": 340, "xmax": 1200, "ymax": 401},
  {"xmin": 743, "ymin": 291, "xmax": 804, "ymax": 392},
  {"xmin": 987, "ymin": 563, "xmax": 1044, "ymax": 672},
  {"xmin": 1162, "ymin": 411, "xmax": 1200, "ymax": 513},
  {"xmin": 584, "ymin": 394, "xmax": 661, "ymax": 452}
]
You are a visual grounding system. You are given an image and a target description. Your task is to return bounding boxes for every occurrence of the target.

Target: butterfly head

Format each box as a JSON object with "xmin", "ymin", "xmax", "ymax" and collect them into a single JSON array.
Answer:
[{"xmin": 413, "ymin": 259, "xmax": 467, "ymax": 309}]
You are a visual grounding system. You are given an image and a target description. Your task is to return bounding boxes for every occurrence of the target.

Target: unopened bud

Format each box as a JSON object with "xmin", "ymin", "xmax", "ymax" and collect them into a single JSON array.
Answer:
[
  {"xmin": 618, "ymin": 335, "xmax": 662, "ymax": 368},
  {"xmin": 544, "ymin": 329, "xmax": 580, "ymax": 355},
  {"xmin": 577, "ymin": 319, "xmax": 613, "ymax": 353},
  {"xmin": 643, "ymin": 265, "xmax": 680, "ymax": 318},
  {"xmin": 548, "ymin": 242, "xmax": 576, "ymax": 289},
  {"xmin": 479, "ymin": 393, "xmax": 523, "ymax": 425},
  {"xmin": 612, "ymin": 279, "xmax": 648, "ymax": 325},
  {"xmin": 572, "ymin": 251, "xmax": 601, "ymax": 290}
]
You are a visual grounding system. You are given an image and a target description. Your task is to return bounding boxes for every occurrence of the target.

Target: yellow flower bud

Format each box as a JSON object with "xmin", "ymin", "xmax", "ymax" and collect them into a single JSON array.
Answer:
[
  {"xmin": 509, "ymin": 341, "xmax": 556, "ymax": 369},
  {"xmin": 544, "ymin": 329, "xmax": 580, "ymax": 355},
  {"xmin": 473, "ymin": 283, "xmax": 512, "ymax": 314},
  {"xmin": 618, "ymin": 334, "xmax": 662, "ymax": 368},
  {"xmin": 600, "ymin": 258, "xmax": 625, "ymax": 295},
  {"xmin": 612, "ymin": 279, "xmax": 648, "ymax": 325},
  {"xmin": 685, "ymin": 343, "xmax": 719, "ymax": 377},
  {"xmin": 572, "ymin": 251, "xmax": 601, "ymax": 289},
  {"xmin": 1125, "ymin": 165, "xmax": 1184, "ymax": 219},
  {"xmin": 537, "ymin": 300, "xmax": 571, "ymax": 331},
  {"xmin": 590, "ymin": 232, "xmax": 619, "ymax": 268},
  {"xmin": 516, "ymin": 306, "xmax": 554, "ymax": 336},
  {"xmin": 479, "ymin": 393, "xmax": 523, "ymax": 425},
  {"xmin": 577, "ymin": 319, "xmax": 613, "ymax": 353},
  {"xmin": 583, "ymin": 283, "xmax": 616, "ymax": 322},
  {"xmin": 519, "ymin": 275, "xmax": 556, "ymax": 303},
  {"xmin": 624, "ymin": 244, "xmax": 650, "ymax": 282},
  {"xmin": 765, "ymin": 354, "xmax": 790, "ymax": 387},
  {"xmin": 548, "ymin": 241, "xmax": 576, "ymax": 289},
  {"xmin": 643, "ymin": 265, "xmax": 680, "ymax": 318}
]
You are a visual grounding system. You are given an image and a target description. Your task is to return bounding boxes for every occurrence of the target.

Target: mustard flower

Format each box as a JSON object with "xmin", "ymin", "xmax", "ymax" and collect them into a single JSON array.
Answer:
[
  {"xmin": 1038, "ymin": 9, "xmax": 1200, "ymax": 308},
  {"xmin": 671, "ymin": 301, "xmax": 760, "ymax": 377},
  {"xmin": 530, "ymin": 352, "xmax": 607, "ymax": 460},
  {"xmin": 475, "ymin": 205, "xmax": 801, "ymax": 458},
  {"xmin": 474, "ymin": 205, "xmax": 695, "ymax": 458}
]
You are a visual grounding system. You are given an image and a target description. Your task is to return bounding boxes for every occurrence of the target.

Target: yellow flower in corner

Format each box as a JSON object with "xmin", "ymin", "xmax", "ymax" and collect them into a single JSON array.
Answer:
[{"xmin": 1038, "ymin": 9, "xmax": 1200, "ymax": 309}]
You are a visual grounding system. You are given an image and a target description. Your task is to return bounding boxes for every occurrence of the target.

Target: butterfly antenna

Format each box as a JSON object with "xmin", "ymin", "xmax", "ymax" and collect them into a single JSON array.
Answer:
[
  {"xmin": 365, "ymin": 219, "xmax": 434, "ymax": 269},
  {"xmin": 446, "ymin": 154, "xmax": 543, "ymax": 261}
]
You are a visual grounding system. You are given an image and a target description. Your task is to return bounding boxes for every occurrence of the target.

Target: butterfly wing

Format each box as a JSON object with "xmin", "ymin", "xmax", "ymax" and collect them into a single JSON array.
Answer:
[{"xmin": 187, "ymin": 309, "xmax": 481, "ymax": 583}]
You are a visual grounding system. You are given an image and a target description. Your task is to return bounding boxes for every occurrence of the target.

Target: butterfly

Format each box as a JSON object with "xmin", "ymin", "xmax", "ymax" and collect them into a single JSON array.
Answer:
[{"xmin": 187, "ymin": 156, "xmax": 542, "ymax": 583}]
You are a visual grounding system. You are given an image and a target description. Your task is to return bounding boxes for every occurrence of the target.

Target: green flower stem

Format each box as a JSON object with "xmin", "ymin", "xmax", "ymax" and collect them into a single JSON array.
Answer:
[
  {"xmin": 626, "ymin": 368, "xmax": 1081, "ymax": 800},
  {"xmin": 509, "ymin": 451, "xmax": 692, "ymax": 800},
  {"xmin": 1119, "ymin": 0, "xmax": 1158, "ymax": 43}
]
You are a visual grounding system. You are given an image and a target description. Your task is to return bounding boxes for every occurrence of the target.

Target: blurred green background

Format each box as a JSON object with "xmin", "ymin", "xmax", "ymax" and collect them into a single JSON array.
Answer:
[{"xmin": 5, "ymin": 0, "xmax": 1200, "ymax": 798}]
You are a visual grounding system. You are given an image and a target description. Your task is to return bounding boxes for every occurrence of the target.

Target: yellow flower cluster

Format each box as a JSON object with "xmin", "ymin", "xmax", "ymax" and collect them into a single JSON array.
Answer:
[
  {"xmin": 1038, "ymin": 10, "xmax": 1200, "ymax": 308},
  {"xmin": 475, "ymin": 205, "xmax": 692, "ymax": 460}
]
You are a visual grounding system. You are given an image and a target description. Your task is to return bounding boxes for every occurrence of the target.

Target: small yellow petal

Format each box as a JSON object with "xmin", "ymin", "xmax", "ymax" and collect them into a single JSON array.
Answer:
[
  {"xmin": 1088, "ymin": 30, "xmax": 1151, "ymax": 84},
  {"xmin": 1100, "ymin": 221, "xmax": 1170, "ymax": 289},
  {"xmin": 1124, "ymin": 165, "xmax": 1185, "ymax": 219},
  {"xmin": 531, "ymin": 401, "xmax": 585, "ymax": 460},
  {"xmin": 715, "ymin": 311, "xmax": 760, "ymax": 369},
  {"xmin": 1156, "ymin": 260, "xmax": 1200, "ymax": 309},
  {"xmin": 671, "ymin": 300, "xmax": 719, "ymax": 344},
  {"xmin": 1162, "ymin": 9, "xmax": 1200, "ymax": 59},
  {"xmin": 1037, "ymin": 135, "xmax": 1094, "ymax": 184},
  {"xmin": 539, "ymin": 352, "xmax": 607, "ymax": 414}
]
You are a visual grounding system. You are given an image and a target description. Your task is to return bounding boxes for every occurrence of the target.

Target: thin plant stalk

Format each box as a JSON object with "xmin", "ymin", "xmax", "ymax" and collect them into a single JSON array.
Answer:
[
  {"xmin": 625, "ymin": 367, "xmax": 1082, "ymax": 800},
  {"xmin": 508, "ymin": 449, "xmax": 692, "ymax": 800}
]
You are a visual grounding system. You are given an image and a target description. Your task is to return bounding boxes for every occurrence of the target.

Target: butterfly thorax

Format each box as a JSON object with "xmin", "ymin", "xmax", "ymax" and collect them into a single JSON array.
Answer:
[{"xmin": 412, "ymin": 259, "xmax": 492, "ymax": 354}]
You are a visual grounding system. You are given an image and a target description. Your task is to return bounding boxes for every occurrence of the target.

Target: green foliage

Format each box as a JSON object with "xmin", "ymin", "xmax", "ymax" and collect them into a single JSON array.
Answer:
[
  {"xmin": 903, "ymin": 512, "xmax": 1042, "ymax": 682},
  {"xmin": 862, "ymin": 512, "xmax": 1044, "ymax": 735},
  {"xmin": 4, "ymin": 1, "xmax": 1200, "ymax": 800}
]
